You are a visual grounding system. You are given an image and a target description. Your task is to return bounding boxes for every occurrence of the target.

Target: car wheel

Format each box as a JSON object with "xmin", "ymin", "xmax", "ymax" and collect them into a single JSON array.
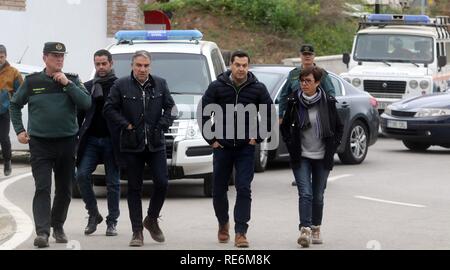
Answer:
[
  {"xmin": 203, "ymin": 174, "xmax": 213, "ymax": 197},
  {"xmin": 338, "ymin": 120, "xmax": 368, "ymax": 164},
  {"xmin": 254, "ymin": 142, "xmax": 269, "ymax": 172},
  {"xmin": 402, "ymin": 140, "xmax": 430, "ymax": 152}
]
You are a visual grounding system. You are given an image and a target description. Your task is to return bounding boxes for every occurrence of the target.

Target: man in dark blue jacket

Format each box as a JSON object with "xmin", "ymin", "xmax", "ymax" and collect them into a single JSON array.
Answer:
[
  {"xmin": 76, "ymin": 49, "xmax": 120, "ymax": 237},
  {"xmin": 199, "ymin": 51, "xmax": 274, "ymax": 248},
  {"xmin": 103, "ymin": 50, "xmax": 176, "ymax": 247}
]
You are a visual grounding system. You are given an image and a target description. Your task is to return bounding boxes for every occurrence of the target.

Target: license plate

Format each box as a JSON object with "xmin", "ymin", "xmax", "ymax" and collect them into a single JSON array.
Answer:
[
  {"xmin": 378, "ymin": 102, "xmax": 390, "ymax": 110},
  {"xmin": 387, "ymin": 120, "xmax": 407, "ymax": 129}
]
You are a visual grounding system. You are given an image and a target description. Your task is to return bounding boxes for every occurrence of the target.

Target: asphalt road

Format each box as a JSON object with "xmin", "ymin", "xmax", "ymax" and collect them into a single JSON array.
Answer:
[{"xmin": 1, "ymin": 137, "xmax": 450, "ymax": 250}]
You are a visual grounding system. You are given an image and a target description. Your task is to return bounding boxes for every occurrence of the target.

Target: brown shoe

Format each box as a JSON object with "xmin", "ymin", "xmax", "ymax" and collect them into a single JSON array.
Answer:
[
  {"xmin": 218, "ymin": 222, "xmax": 230, "ymax": 243},
  {"xmin": 143, "ymin": 216, "xmax": 165, "ymax": 243},
  {"xmin": 234, "ymin": 233, "xmax": 249, "ymax": 248},
  {"xmin": 129, "ymin": 231, "xmax": 144, "ymax": 247}
]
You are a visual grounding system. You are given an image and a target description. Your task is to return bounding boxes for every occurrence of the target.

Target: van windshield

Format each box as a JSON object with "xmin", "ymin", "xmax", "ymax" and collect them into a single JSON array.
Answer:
[
  {"xmin": 112, "ymin": 53, "xmax": 211, "ymax": 95},
  {"xmin": 354, "ymin": 34, "xmax": 433, "ymax": 64}
]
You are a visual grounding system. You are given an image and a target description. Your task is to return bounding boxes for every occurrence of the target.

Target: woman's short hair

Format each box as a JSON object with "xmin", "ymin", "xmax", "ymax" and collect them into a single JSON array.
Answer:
[{"xmin": 299, "ymin": 66, "xmax": 324, "ymax": 82}]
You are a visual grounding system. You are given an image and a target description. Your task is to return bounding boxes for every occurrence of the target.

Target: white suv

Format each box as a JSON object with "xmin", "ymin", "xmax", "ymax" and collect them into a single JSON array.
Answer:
[{"xmin": 90, "ymin": 30, "xmax": 227, "ymax": 197}]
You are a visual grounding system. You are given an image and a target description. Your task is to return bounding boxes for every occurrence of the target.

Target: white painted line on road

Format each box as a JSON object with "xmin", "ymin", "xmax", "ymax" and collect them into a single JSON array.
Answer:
[
  {"xmin": 0, "ymin": 172, "xmax": 34, "ymax": 250},
  {"xmin": 328, "ymin": 174, "xmax": 353, "ymax": 182},
  {"xmin": 354, "ymin": 195, "xmax": 426, "ymax": 208}
]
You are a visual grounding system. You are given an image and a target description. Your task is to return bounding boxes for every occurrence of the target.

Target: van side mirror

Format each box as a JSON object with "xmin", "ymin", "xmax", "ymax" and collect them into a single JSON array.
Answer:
[
  {"xmin": 438, "ymin": 55, "xmax": 447, "ymax": 68},
  {"xmin": 342, "ymin": 53, "xmax": 350, "ymax": 69}
]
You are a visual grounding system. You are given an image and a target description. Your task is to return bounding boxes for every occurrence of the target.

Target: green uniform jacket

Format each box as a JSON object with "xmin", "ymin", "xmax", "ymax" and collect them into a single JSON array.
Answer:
[
  {"xmin": 278, "ymin": 66, "xmax": 335, "ymax": 118},
  {"xmin": 9, "ymin": 70, "xmax": 91, "ymax": 138}
]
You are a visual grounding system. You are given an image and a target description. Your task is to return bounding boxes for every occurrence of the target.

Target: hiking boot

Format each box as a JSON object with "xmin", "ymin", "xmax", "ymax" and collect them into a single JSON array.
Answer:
[
  {"xmin": 33, "ymin": 234, "xmax": 49, "ymax": 248},
  {"xmin": 298, "ymin": 227, "xmax": 311, "ymax": 248},
  {"xmin": 143, "ymin": 216, "xmax": 165, "ymax": 243},
  {"xmin": 106, "ymin": 223, "xmax": 118, "ymax": 236},
  {"xmin": 52, "ymin": 228, "xmax": 68, "ymax": 243},
  {"xmin": 3, "ymin": 160, "xmax": 11, "ymax": 176},
  {"xmin": 129, "ymin": 231, "xmax": 143, "ymax": 247},
  {"xmin": 218, "ymin": 222, "xmax": 230, "ymax": 243},
  {"xmin": 311, "ymin": 225, "xmax": 323, "ymax": 244},
  {"xmin": 234, "ymin": 233, "xmax": 249, "ymax": 248},
  {"xmin": 84, "ymin": 213, "xmax": 103, "ymax": 235}
]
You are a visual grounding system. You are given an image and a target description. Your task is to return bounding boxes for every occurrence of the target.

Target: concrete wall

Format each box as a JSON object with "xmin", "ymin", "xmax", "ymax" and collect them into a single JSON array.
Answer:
[
  {"xmin": 282, "ymin": 55, "xmax": 349, "ymax": 75},
  {"xmin": 0, "ymin": 0, "xmax": 110, "ymax": 81}
]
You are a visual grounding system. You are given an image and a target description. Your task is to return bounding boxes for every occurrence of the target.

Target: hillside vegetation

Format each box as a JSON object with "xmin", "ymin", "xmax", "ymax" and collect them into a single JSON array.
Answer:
[{"xmin": 144, "ymin": 0, "xmax": 448, "ymax": 64}]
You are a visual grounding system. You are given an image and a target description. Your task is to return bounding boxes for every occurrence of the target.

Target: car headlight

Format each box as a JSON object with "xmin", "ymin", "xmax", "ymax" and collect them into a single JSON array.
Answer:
[
  {"xmin": 419, "ymin": 80, "xmax": 429, "ymax": 90},
  {"xmin": 352, "ymin": 78, "xmax": 361, "ymax": 87},
  {"xmin": 409, "ymin": 80, "xmax": 418, "ymax": 89},
  {"xmin": 185, "ymin": 120, "xmax": 203, "ymax": 139},
  {"xmin": 414, "ymin": 108, "xmax": 450, "ymax": 117},
  {"xmin": 384, "ymin": 105, "xmax": 392, "ymax": 116}
]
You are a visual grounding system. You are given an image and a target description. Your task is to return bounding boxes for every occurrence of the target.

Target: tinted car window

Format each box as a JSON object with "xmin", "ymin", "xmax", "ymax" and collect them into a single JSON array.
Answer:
[
  {"xmin": 329, "ymin": 75, "xmax": 343, "ymax": 96},
  {"xmin": 252, "ymin": 71, "xmax": 285, "ymax": 100},
  {"xmin": 112, "ymin": 53, "xmax": 211, "ymax": 94}
]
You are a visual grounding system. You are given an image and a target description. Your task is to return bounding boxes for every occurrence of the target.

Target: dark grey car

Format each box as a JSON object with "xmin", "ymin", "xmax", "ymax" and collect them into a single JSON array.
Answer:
[{"xmin": 251, "ymin": 65, "xmax": 380, "ymax": 172}]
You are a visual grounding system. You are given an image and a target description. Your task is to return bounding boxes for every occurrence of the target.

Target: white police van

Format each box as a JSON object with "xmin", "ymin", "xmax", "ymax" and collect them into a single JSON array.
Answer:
[
  {"xmin": 90, "ymin": 30, "xmax": 227, "ymax": 197},
  {"xmin": 341, "ymin": 14, "xmax": 450, "ymax": 112}
]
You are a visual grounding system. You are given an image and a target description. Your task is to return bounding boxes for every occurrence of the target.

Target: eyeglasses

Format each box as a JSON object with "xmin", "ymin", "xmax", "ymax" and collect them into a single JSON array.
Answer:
[{"xmin": 300, "ymin": 79, "xmax": 315, "ymax": 85}]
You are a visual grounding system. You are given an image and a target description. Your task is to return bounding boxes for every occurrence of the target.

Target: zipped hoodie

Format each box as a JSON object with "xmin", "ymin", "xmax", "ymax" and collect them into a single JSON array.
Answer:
[{"xmin": 199, "ymin": 70, "xmax": 274, "ymax": 148}]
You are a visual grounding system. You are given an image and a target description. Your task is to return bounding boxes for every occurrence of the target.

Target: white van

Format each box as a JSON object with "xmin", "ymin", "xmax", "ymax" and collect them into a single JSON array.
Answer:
[
  {"xmin": 341, "ymin": 14, "xmax": 450, "ymax": 112},
  {"xmin": 88, "ymin": 30, "xmax": 227, "ymax": 197}
]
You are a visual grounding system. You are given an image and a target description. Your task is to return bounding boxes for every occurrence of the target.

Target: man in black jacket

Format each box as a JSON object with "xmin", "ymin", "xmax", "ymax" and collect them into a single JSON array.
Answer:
[
  {"xmin": 76, "ymin": 49, "xmax": 120, "ymax": 237},
  {"xmin": 199, "ymin": 51, "xmax": 274, "ymax": 248},
  {"xmin": 103, "ymin": 50, "xmax": 176, "ymax": 247}
]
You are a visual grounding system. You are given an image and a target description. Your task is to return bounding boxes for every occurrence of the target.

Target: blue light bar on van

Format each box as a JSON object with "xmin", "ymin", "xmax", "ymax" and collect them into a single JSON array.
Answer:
[
  {"xmin": 367, "ymin": 14, "xmax": 431, "ymax": 24},
  {"xmin": 115, "ymin": 30, "xmax": 203, "ymax": 41}
]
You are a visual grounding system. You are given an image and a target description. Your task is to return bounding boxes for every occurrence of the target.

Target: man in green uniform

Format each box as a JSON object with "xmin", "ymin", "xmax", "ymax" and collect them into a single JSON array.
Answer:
[
  {"xmin": 9, "ymin": 42, "xmax": 91, "ymax": 248},
  {"xmin": 278, "ymin": 44, "xmax": 335, "ymax": 123}
]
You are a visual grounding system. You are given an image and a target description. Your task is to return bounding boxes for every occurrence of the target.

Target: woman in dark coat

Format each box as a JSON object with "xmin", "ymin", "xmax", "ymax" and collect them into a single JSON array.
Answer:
[{"xmin": 280, "ymin": 66, "xmax": 343, "ymax": 248}]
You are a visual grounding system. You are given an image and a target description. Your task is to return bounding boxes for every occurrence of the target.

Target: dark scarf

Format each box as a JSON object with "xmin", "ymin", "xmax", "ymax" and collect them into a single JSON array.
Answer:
[
  {"xmin": 91, "ymin": 70, "xmax": 117, "ymax": 99},
  {"xmin": 297, "ymin": 87, "xmax": 333, "ymax": 139}
]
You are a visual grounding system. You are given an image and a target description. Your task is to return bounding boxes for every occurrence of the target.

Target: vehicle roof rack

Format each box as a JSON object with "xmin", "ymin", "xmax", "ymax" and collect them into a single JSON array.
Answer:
[{"xmin": 358, "ymin": 14, "xmax": 450, "ymax": 39}]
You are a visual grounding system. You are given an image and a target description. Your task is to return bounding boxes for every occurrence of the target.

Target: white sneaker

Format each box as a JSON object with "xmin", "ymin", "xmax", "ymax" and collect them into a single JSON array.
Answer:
[
  {"xmin": 298, "ymin": 227, "xmax": 312, "ymax": 248},
  {"xmin": 311, "ymin": 225, "xmax": 323, "ymax": 244}
]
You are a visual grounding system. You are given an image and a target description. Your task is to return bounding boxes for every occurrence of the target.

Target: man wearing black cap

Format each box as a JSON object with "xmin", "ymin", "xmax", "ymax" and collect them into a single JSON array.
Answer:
[
  {"xmin": 277, "ymin": 44, "xmax": 335, "ymax": 186},
  {"xmin": 0, "ymin": 44, "xmax": 23, "ymax": 176},
  {"xmin": 278, "ymin": 44, "xmax": 335, "ymax": 123},
  {"xmin": 10, "ymin": 42, "xmax": 91, "ymax": 248}
]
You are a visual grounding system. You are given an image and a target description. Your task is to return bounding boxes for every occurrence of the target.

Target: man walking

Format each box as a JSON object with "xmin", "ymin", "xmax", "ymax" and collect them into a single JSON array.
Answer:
[
  {"xmin": 10, "ymin": 42, "xmax": 91, "ymax": 248},
  {"xmin": 0, "ymin": 44, "xmax": 23, "ymax": 176},
  {"xmin": 76, "ymin": 49, "xmax": 120, "ymax": 237},
  {"xmin": 278, "ymin": 44, "xmax": 335, "ymax": 123},
  {"xmin": 199, "ymin": 51, "xmax": 273, "ymax": 248},
  {"xmin": 103, "ymin": 50, "xmax": 176, "ymax": 247}
]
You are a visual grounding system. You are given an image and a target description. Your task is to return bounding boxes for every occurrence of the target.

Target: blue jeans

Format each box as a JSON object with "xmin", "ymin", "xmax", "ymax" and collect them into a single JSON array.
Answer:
[
  {"xmin": 76, "ymin": 136, "xmax": 120, "ymax": 225},
  {"xmin": 213, "ymin": 144, "xmax": 255, "ymax": 234},
  {"xmin": 292, "ymin": 157, "xmax": 330, "ymax": 229}
]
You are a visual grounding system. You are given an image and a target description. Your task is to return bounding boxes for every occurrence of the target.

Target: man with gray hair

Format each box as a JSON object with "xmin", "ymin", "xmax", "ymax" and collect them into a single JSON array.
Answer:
[
  {"xmin": 0, "ymin": 44, "xmax": 23, "ymax": 176},
  {"xmin": 104, "ymin": 50, "xmax": 176, "ymax": 247}
]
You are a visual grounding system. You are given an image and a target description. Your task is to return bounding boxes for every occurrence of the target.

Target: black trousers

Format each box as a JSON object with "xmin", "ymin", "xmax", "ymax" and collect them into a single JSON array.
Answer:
[
  {"xmin": 123, "ymin": 147, "xmax": 168, "ymax": 232},
  {"xmin": 29, "ymin": 136, "xmax": 76, "ymax": 236},
  {"xmin": 0, "ymin": 112, "xmax": 11, "ymax": 161}
]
